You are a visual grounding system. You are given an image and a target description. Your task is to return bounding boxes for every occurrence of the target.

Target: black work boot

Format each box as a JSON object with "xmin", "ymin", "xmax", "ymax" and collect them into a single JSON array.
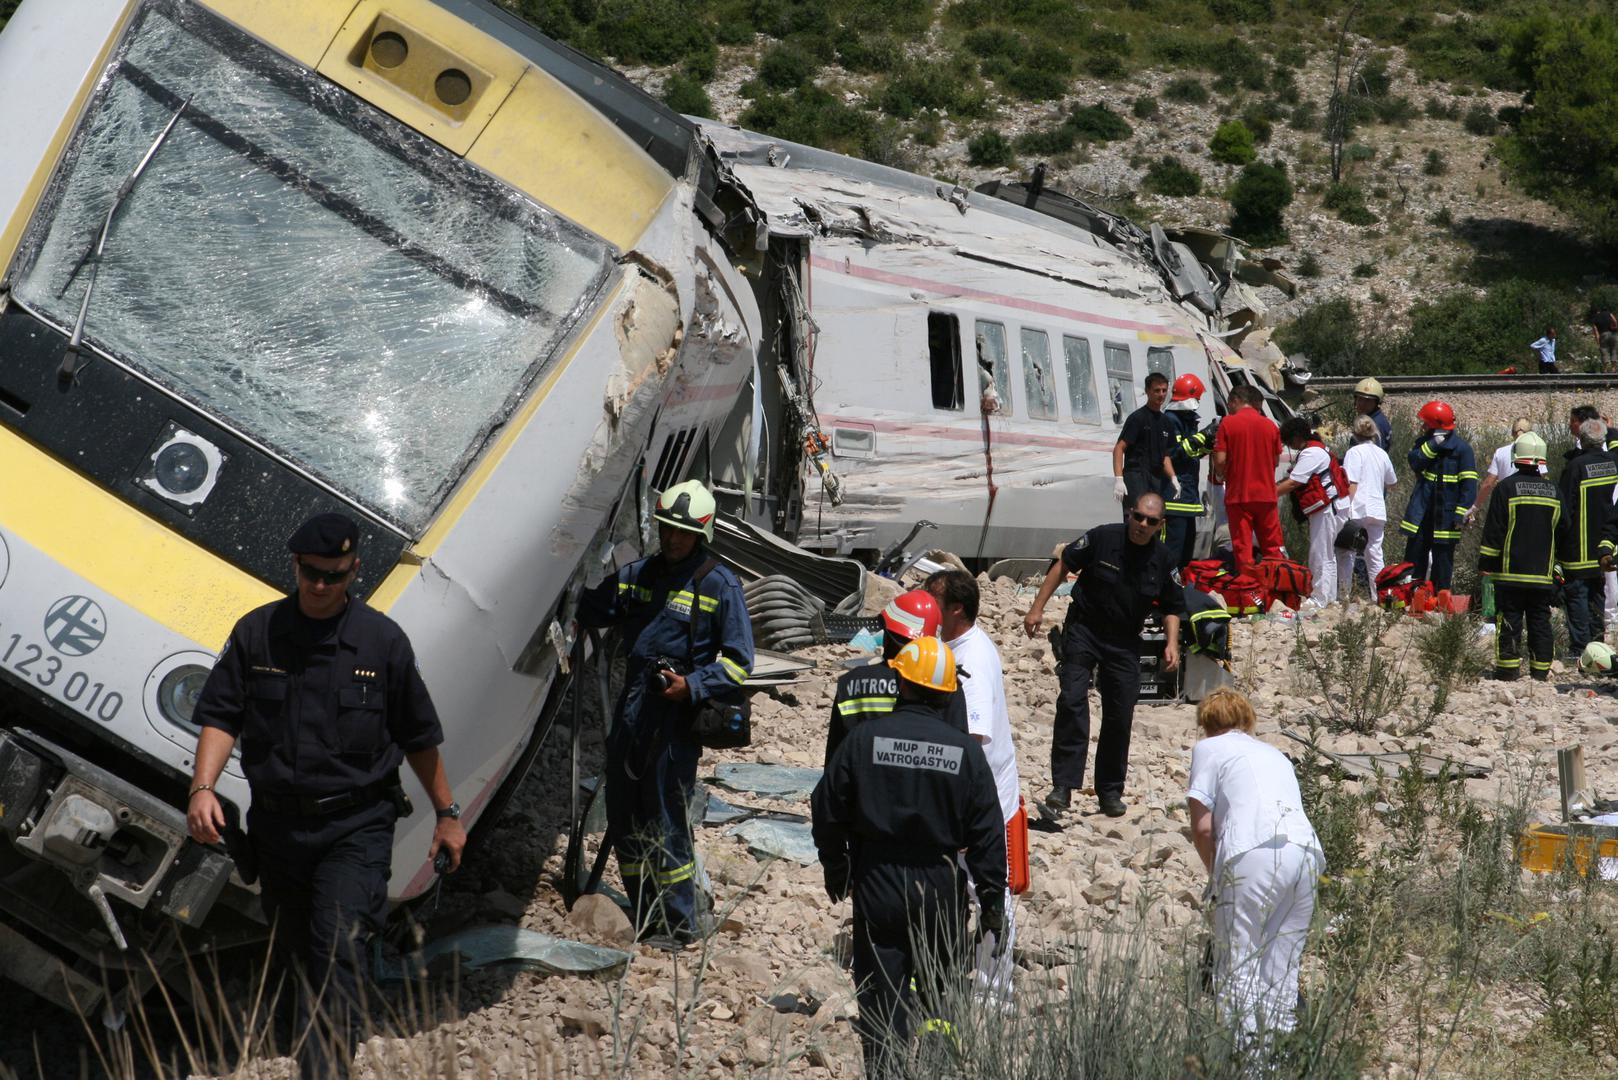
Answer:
[
  {"xmin": 1098, "ymin": 793, "xmax": 1127, "ymax": 818},
  {"xmin": 1041, "ymin": 786, "xmax": 1072, "ymax": 817}
]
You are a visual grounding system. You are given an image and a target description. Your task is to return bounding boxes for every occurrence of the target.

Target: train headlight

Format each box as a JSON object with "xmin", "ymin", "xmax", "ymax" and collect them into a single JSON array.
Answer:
[
  {"xmin": 157, "ymin": 665, "xmax": 210, "ymax": 728},
  {"xmin": 143, "ymin": 652, "xmax": 217, "ymax": 739},
  {"xmin": 138, "ymin": 424, "xmax": 226, "ymax": 510}
]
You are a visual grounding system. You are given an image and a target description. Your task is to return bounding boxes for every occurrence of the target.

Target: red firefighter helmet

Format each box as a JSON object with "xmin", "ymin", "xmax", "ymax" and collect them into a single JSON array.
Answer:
[
  {"xmin": 881, "ymin": 590, "xmax": 942, "ymax": 641},
  {"xmin": 1417, "ymin": 400, "xmax": 1456, "ymax": 431},
  {"xmin": 1171, "ymin": 373, "xmax": 1206, "ymax": 402}
]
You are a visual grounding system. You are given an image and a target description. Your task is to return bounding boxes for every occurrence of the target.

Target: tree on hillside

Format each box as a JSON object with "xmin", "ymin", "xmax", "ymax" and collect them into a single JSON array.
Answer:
[{"xmin": 1499, "ymin": 15, "xmax": 1618, "ymax": 248}]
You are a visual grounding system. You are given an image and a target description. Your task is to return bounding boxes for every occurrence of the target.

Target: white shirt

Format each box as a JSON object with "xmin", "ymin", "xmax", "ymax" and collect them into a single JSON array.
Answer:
[
  {"xmin": 947, "ymin": 624, "xmax": 1019, "ymax": 823},
  {"xmin": 1487, "ymin": 443, "xmax": 1548, "ymax": 480},
  {"xmin": 1343, "ymin": 441, "xmax": 1398, "ymax": 521},
  {"xmin": 1187, "ymin": 731, "xmax": 1320, "ymax": 876}
]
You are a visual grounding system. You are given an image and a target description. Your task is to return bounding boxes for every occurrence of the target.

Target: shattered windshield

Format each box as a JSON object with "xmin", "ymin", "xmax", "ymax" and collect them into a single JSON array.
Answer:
[{"xmin": 9, "ymin": 0, "xmax": 612, "ymax": 533}]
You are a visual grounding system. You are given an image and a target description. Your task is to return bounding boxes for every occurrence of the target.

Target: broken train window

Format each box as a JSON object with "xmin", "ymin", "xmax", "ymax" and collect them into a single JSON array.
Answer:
[
  {"xmin": 1020, "ymin": 328, "xmax": 1058, "ymax": 421},
  {"xmin": 974, "ymin": 320, "xmax": 1012, "ymax": 417},
  {"xmin": 1062, "ymin": 336, "xmax": 1100, "ymax": 424},
  {"xmin": 1104, "ymin": 342, "xmax": 1136, "ymax": 425},
  {"xmin": 927, "ymin": 312, "xmax": 963, "ymax": 411},
  {"xmin": 1147, "ymin": 346, "xmax": 1176, "ymax": 381},
  {"xmin": 9, "ymin": 0, "xmax": 613, "ymax": 534}
]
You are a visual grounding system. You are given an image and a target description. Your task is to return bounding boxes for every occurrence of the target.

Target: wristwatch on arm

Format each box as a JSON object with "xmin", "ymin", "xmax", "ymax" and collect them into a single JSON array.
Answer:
[{"xmin": 435, "ymin": 802, "xmax": 461, "ymax": 820}]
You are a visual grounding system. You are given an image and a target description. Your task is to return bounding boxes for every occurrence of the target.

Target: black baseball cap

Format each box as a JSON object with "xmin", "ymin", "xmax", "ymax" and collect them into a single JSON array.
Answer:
[{"xmin": 287, "ymin": 512, "xmax": 359, "ymax": 558}]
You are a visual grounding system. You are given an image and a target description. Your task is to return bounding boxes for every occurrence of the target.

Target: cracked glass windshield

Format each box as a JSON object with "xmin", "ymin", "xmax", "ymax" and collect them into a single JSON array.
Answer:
[{"xmin": 11, "ymin": 0, "xmax": 612, "ymax": 533}]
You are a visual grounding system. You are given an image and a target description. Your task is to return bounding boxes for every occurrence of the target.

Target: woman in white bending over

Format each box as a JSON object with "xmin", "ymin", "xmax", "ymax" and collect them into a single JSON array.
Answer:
[{"xmin": 1187, "ymin": 688, "xmax": 1324, "ymax": 1036}]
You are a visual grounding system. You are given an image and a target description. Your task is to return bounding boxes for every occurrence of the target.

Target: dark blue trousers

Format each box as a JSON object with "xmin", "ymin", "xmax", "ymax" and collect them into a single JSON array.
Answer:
[
  {"xmin": 250, "ymin": 799, "xmax": 396, "ymax": 1079},
  {"xmin": 1051, "ymin": 620, "xmax": 1141, "ymax": 797},
  {"xmin": 1565, "ymin": 576, "xmax": 1607, "ymax": 656},
  {"xmin": 1403, "ymin": 524, "xmax": 1455, "ymax": 592},
  {"xmin": 605, "ymin": 720, "xmax": 701, "ymax": 935}
]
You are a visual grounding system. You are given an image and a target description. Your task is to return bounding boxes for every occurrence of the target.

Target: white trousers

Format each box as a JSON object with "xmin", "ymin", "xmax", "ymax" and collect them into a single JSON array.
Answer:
[
  {"xmin": 1305, "ymin": 507, "xmax": 1343, "ymax": 605},
  {"xmin": 1356, "ymin": 517, "xmax": 1387, "ymax": 598},
  {"xmin": 972, "ymin": 889, "xmax": 1017, "ymax": 1005},
  {"xmin": 1211, "ymin": 843, "xmax": 1321, "ymax": 1034},
  {"xmin": 1606, "ymin": 570, "xmax": 1617, "ymax": 622}
]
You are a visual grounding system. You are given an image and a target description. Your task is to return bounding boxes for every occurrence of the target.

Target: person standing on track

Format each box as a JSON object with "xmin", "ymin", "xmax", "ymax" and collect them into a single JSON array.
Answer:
[
  {"xmin": 1113, "ymin": 371, "xmax": 1177, "ymax": 510},
  {"xmin": 1530, "ymin": 326, "xmax": 1559, "ymax": 374}
]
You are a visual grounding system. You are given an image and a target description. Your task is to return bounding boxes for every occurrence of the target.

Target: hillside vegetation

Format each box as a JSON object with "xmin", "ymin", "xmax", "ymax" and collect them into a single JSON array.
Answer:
[{"xmin": 2, "ymin": 2, "xmax": 1616, "ymax": 375}]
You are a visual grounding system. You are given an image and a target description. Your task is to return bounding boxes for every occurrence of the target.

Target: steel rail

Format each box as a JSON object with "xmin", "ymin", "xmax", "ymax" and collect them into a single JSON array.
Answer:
[{"xmin": 1308, "ymin": 373, "xmax": 1618, "ymax": 393}]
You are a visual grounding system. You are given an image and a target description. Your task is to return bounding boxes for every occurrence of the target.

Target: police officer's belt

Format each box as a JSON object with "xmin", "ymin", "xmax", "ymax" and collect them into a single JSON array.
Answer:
[{"xmin": 253, "ymin": 779, "xmax": 401, "ymax": 817}]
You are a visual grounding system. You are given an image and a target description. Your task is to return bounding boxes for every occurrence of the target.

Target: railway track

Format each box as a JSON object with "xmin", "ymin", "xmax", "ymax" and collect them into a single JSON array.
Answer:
[{"xmin": 1308, "ymin": 373, "xmax": 1618, "ymax": 394}]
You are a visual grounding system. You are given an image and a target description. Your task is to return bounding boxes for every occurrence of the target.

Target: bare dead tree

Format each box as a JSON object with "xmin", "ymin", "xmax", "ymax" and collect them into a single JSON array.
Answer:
[{"xmin": 1324, "ymin": 1, "xmax": 1369, "ymax": 184}]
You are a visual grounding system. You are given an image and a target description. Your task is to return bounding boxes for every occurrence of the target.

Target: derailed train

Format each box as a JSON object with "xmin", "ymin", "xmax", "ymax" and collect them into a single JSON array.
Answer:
[{"xmin": 0, "ymin": 0, "xmax": 1284, "ymax": 1011}]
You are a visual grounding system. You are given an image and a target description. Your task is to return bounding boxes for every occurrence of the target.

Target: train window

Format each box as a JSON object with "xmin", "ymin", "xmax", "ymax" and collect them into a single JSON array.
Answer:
[
  {"xmin": 928, "ymin": 312, "xmax": 963, "ymax": 410},
  {"xmin": 8, "ymin": 0, "xmax": 613, "ymax": 534},
  {"xmin": 1020, "ymin": 329, "xmax": 1058, "ymax": 421},
  {"xmin": 1062, "ymin": 336, "xmax": 1101, "ymax": 423},
  {"xmin": 1147, "ymin": 346, "xmax": 1176, "ymax": 380},
  {"xmin": 1104, "ymin": 343, "xmax": 1136, "ymax": 424},
  {"xmin": 974, "ymin": 321, "xmax": 1012, "ymax": 416}
]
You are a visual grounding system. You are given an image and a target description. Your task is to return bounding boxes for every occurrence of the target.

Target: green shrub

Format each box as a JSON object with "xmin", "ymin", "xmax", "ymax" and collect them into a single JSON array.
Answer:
[
  {"xmin": 1463, "ymin": 103, "xmax": 1500, "ymax": 135},
  {"xmin": 1209, "ymin": 0, "xmax": 1273, "ymax": 23},
  {"xmin": 1240, "ymin": 105, "xmax": 1274, "ymax": 144},
  {"xmin": 1373, "ymin": 95, "xmax": 1418, "ymax": 126},
  {"xmin": 1357, "ymin": 52, "xmax": 1394, "ymax": 98},
  {"xmin": 963, "ymin": 26, "xmax": 1022, "ymax": 58},
  {"xmin": 1298, "ymin": 251, "xmax": 1322, "ymax": 278},
  {"xmin": 758, "ymin": 40, "xmax": 819, "ymax": 89},
  {"xmin": 1132, "ymin": 95, "xmax": 1158, "ymax": 120},
  {"xmin": 593, "ymin": 0, "xmax": 714, "ymax": 65},
  {"xmin": 1425, "ymin": 96, "xmax": 1460, "ymax": 120},
  {"xmin": 739, "ymin": 86, "xmax": 874, "ymax": 154},
  {"xmin": 1014, "ymin": 125, "xmax": 1077, "ymax": 156},
  {"xmin": 1005, "ymin": 66, "xmax": 1069, "ymax": 101},
  {"xmin": 881, "ymin": 61, "xmax": 987, "ymax": 119},
  {"xmin": 1069, "ymin": 103, "xmax": 1131, "ymax": 142},
  {"xmin": 967, "ymin": 129, "xmax": 1014, "ymax": 167},
  {"xmin": 1423, "ymin": 148, "xmax": 1448, "ymax": 176},
  {"xmin": 1275, "ymin": 42, "xmax": 1308, "ymax": 68},
  {"xmin": 1345, "ymin": 142, "xmax": 1376, "ymax": 164},
  {"xmin": 1352, "ymin": 262, "xmax": 1378, "ymax": 278},
  {"xmin": 1288, "ymin": 100, "xmax": 1319, "ymax": 130},
  {"xmin": 1026, "ymin": 42, "xmax": 1072, "ymax": 75},
  {"xmin": 1208, "ymin": 120, "xmax": 1257, "ymax": 165},
  {"xmin": 1430, "ymin": 206, "xmax": 1454, "ymax": 228},
  {"xmin": 1228, "ymin": 160, "xmax": 1292, "ymax": 245},
  {"xmin": 1142, "ymin": 156, "xmax": 1202, "ymax": 196},
  {"xmin": 1163, "ymin": 76, "xmax": 1208, "ymax": 104},
  {"xmin": 835, "ymin": 30, "xmax": 902, "ymax": 73},
  {"xmin": 662, "ymin": 73, "xmax": 713, "ymax": 117},
  {"xmin": 1323, "ymin": 183, "xmax": 1377, "ymax": 226},
  {"xmin": 1275, "ymin": 298, "xmax": 1374, "ymax": 376},
  {"xmin": 1085, "ymin": 51, "xmax": 1126, "ymax": 79}
]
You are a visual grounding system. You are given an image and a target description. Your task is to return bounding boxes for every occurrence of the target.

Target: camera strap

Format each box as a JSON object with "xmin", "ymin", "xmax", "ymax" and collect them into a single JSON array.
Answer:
[{"xmin": 685, "ymin": 556, "xmax": 721, "ymax": 665}]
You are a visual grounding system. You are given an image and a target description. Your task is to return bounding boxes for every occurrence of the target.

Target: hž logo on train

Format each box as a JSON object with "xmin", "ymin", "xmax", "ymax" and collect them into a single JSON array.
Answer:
[{"xmin": 43, "ymin": 596, "xmax": 107, "ymax": 657}]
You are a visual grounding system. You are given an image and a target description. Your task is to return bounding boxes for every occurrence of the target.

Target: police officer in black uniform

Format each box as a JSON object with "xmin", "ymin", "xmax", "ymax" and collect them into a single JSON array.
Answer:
[
  {"xmin": 826, "ymin": 589, "xmax": 968, "ymax": 768},
  {"xmin": 1478, "ymin": 433, "xmax": 1560, "ymax": 681},
  {"xmin": 187, "ymin": 513, "xmax": 464, "ymax": 1078},
  {"xmin": 1112, "ymin": 371, "xmax": 1177, "ymax": 508},
  {"xmin": 813, "ymin": 636, "xmax": 1006, "ymax": 1076},
  {"xmin": 1023, "ymin": 491, "xmax": 1185, "ymax": 818}
]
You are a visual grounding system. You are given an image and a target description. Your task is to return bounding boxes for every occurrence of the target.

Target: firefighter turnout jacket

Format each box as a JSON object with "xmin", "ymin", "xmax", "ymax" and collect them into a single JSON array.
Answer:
[
  {"xmin": 1164, "ymin": 408, "xmax": 1216, "ymax": 519},
  {"xmin": 825, "ymin": 661, "xmax": 968, "ymax": 769},
  {"xmin": 1478, "ymin": 469, "xmax": 1560, "ymax": 586},
  {"xmin": 1558, "ymin": 446, "xmax": 1618, "ymax": 577},
  {"xmin": 812, "ymin": 700, "xmax": 1007, "ymax": 920},
  {"xmin": 1401, "ymin": 432, "xmax": 1478, "ymax": 544}
]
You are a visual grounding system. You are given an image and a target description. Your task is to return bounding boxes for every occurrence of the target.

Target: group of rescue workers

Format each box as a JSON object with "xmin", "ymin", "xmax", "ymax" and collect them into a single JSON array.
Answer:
[{"xmin": 180, "ymin": 368, "xmax": 1618, "ymax": 1077}]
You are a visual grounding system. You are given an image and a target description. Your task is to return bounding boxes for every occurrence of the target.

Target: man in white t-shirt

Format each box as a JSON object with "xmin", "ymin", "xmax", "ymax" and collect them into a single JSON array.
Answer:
[
  {"xmin": 1342, "ymin": 415, "xmax": 1399, "ymax": 597},
  {"xmin": 1467, "ymin": 418, "xmax": 1543, "ymax": 528},
  {"xmin": 927, "ymin": 569, "xmax": 1020, "ymax": 1002},
  {"xmin": 1274, "ymin": 417, "xmax": 1349, "ymax": 606}
]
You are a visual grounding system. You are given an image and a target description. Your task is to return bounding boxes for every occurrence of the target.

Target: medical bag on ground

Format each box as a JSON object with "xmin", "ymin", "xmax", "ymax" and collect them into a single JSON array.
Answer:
[
  {"xmin": 1007, "ymin": 797, "xmax": 1030, "ymax": 895},
  {"xmin": 1376, "ymin": 562, "xmax": 1420, "ymax": 610},
  {"xmin": 1253, "ymin": 558, "xmax": 1314, "ymax": 611},
  {"xmin": 1183, "ymin": 558, "xmax": 1230, "ymax": 594}
]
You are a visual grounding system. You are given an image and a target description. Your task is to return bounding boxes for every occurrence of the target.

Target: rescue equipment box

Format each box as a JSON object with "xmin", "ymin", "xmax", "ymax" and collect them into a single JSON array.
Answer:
[
  {"xmin": 1518, "ymin": 823, "xmax": 1618, "ymax": 875},
  {"xmin": 1139, "ymin": 614, "xmax": 1183, "ymax": 702}
]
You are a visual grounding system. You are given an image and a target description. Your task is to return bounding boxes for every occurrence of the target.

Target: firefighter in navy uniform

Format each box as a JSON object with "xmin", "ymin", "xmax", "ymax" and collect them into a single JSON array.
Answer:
[
  {"xmin": 1163, "ymin": 373, "xmax": 1218, "ymax": 567},
  {"xmin": 812, "ymin": 636, "xmax": 1007, "ymax": 1076},
  {"xmin": 1478, "ymin": 433, "xmax": 1561, "ymax": 681},
  {"xmin": 186, "ymin": 513, "xmax": 465, "ymax": 1079},
  {"xmin": 1559, "ymin": 414, "xmax": 1618, "ymax": 658},
  {"xmin": 577, "ymin": 480, "xmax": 754, "ymax": 947},
  {"xmin": 1022, "ymin": 491, "xmax": 1185, "ymax": 818},
  {"xmin": 826, "ymin": 589, "xmax": 967, "ymax": 768},
  {"xmin": 1399, "ymin": 400, "xmax": 1477, "ymax": 592}
]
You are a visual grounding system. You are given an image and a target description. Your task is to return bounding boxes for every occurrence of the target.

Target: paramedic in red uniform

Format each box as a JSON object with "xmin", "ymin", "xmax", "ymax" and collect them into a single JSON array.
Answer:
[{"xmin": 1212, "ymin": 385, "xmax": 1283, "ymax": 572}]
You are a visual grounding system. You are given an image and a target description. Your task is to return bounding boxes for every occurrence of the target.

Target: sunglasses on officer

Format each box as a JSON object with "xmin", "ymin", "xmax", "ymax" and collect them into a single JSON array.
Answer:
[
  {"xmin": 296, "ymin": 558, "xmax": 357, "ymax": 586},
  {"xmin": 1130, "ymin": 511, "xmax": 1164, "ymax": 527}
]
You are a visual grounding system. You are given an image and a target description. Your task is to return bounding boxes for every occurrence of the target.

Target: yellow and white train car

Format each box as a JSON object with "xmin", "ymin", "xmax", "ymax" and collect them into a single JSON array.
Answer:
[{"xmin": 0, "ymin": 0, "xmax": 756, "ymax": 1008}]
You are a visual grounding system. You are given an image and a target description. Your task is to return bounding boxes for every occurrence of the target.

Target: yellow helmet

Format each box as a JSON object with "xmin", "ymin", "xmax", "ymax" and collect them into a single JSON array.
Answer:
[
  {"xmin": 653, "ymin": 480, "xmax": 716, "ymax": 542},
  {"xmin": 1512, "ymin": 431, "xmax": 1547, "ymax": 464},
  {"xmin": 887, "ymin": 636, "xmax": 958, "ymax": 692},
  {"xmin": 1353, "ymin": 377, "xmax": 1384, "ymax": 400}
]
